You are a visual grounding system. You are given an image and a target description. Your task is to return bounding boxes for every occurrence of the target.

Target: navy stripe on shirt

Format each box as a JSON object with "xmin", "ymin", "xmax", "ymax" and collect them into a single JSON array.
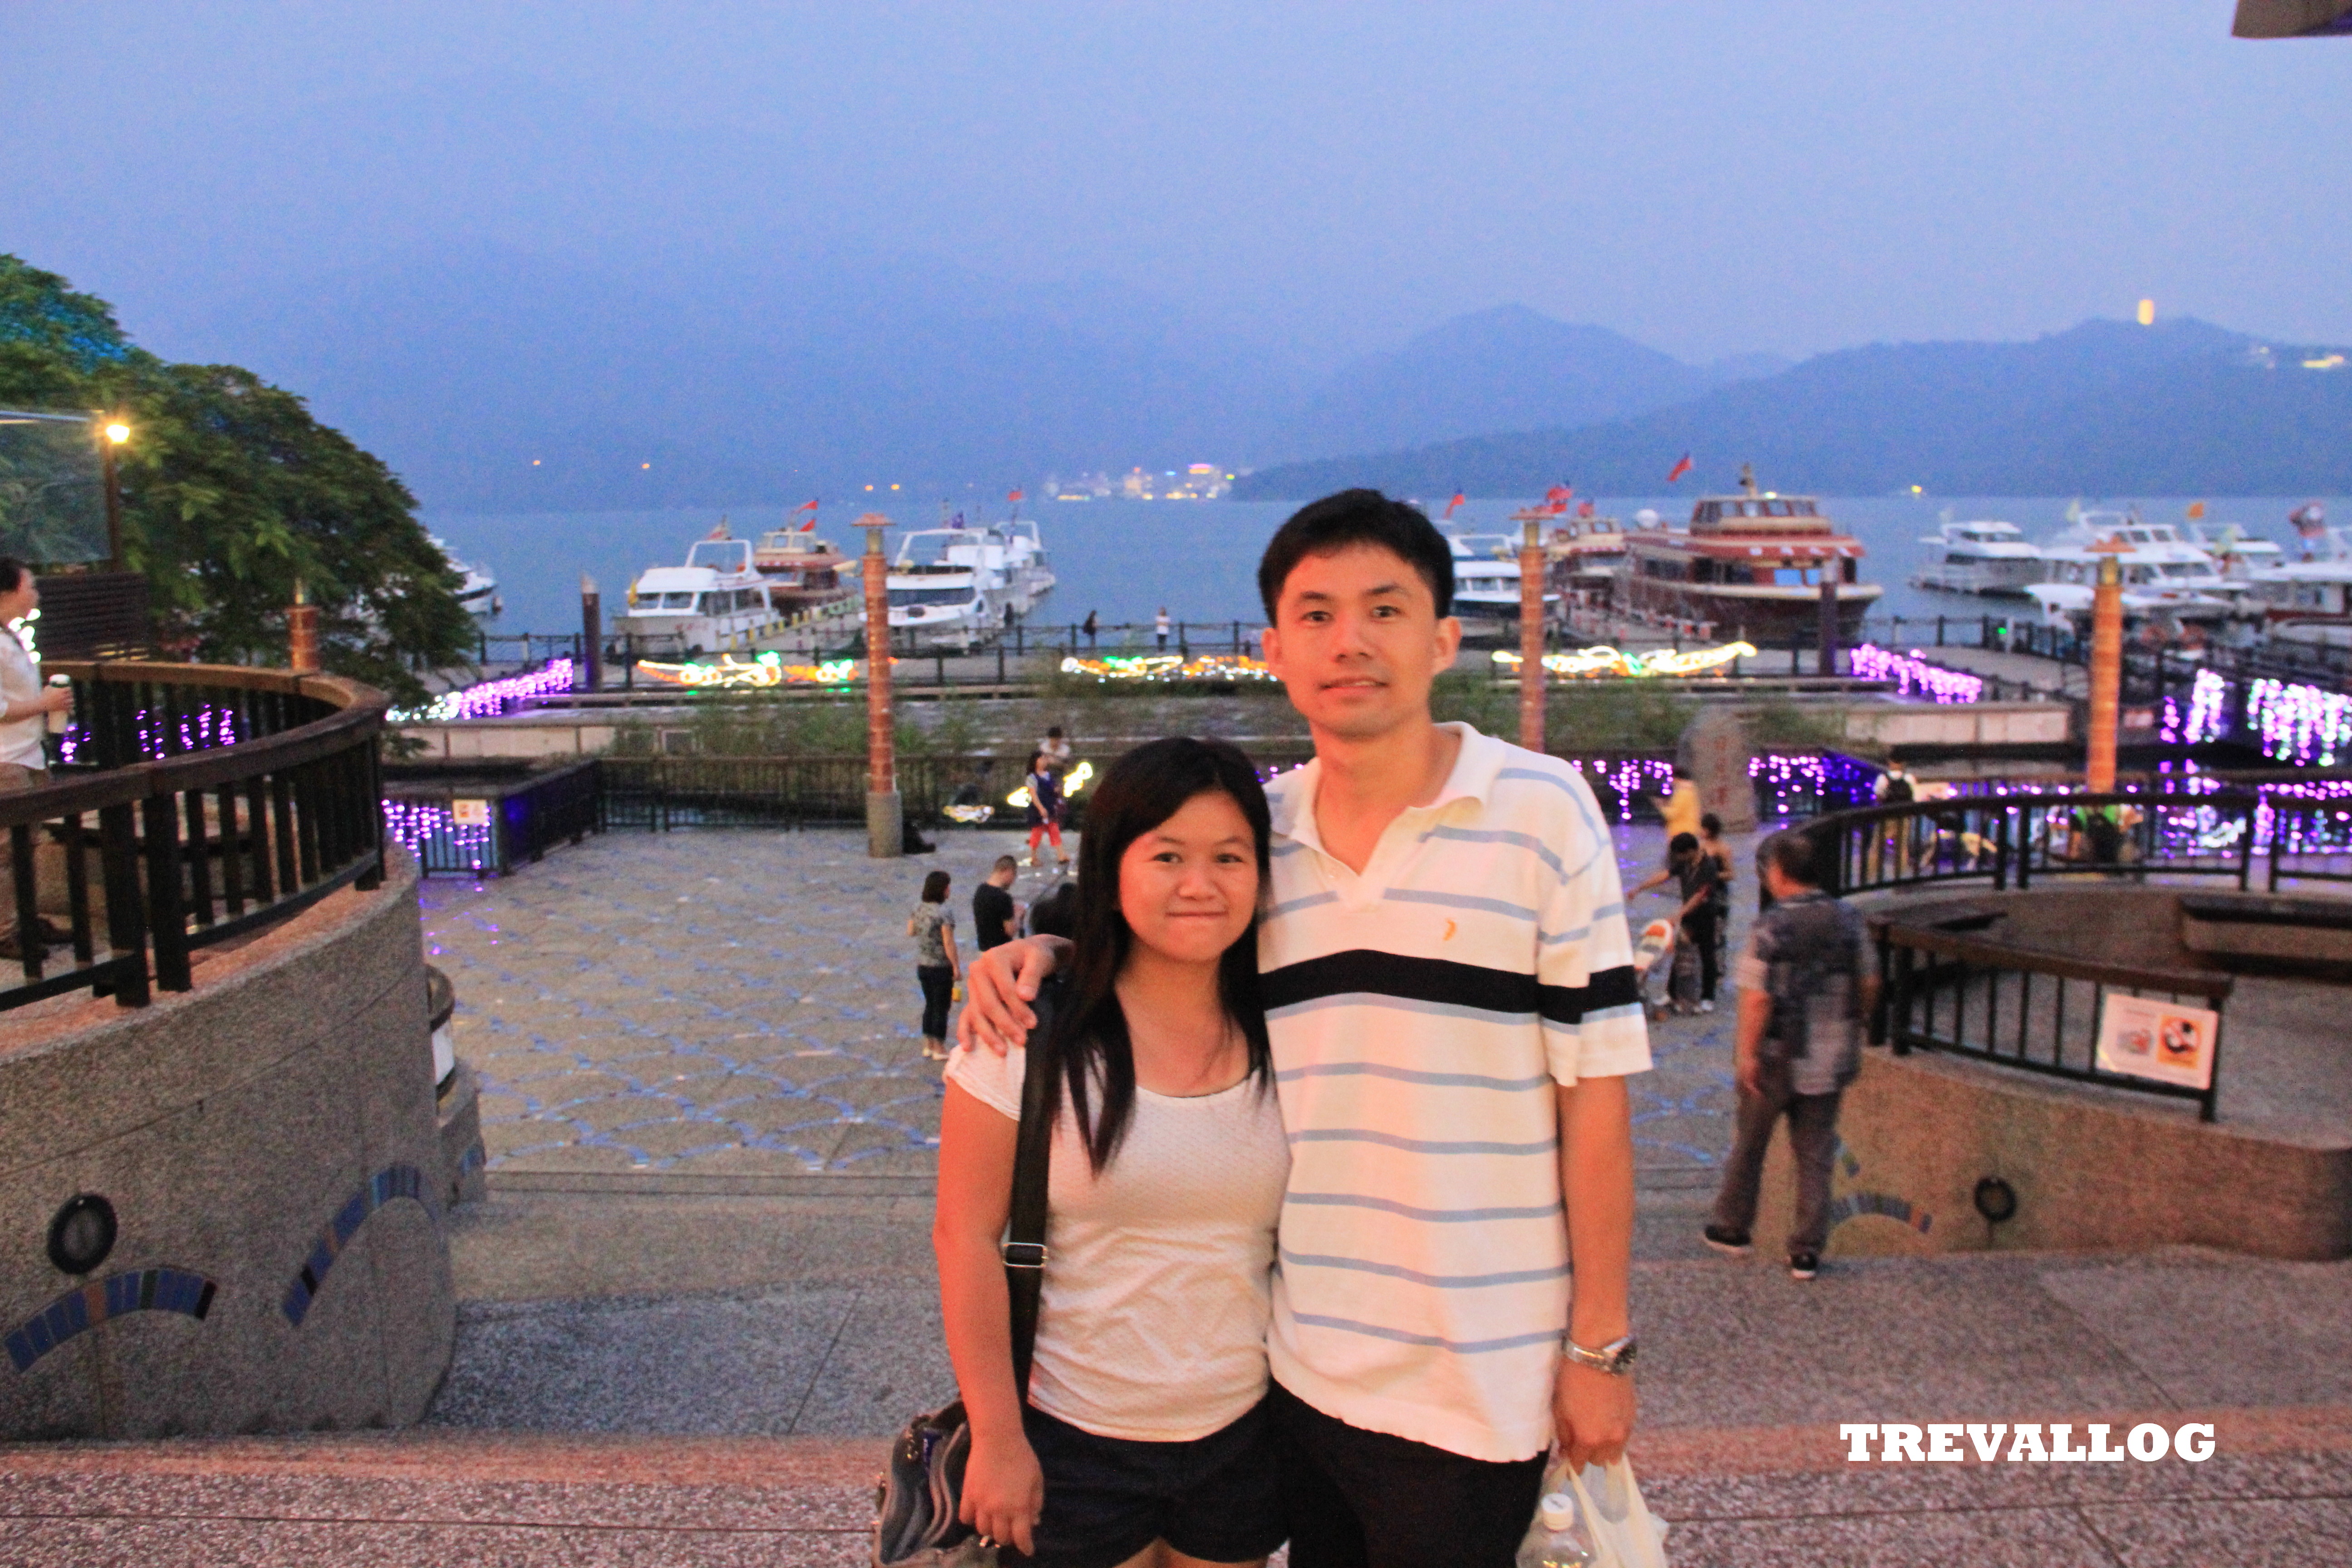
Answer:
[{"xmin": 1260, "ymin": 948, "xmax": 1641, "ymax": 1026}]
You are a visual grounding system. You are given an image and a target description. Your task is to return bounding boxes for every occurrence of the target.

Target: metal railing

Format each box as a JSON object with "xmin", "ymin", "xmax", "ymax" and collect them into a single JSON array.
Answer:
[
  {"xmin": 598, "ymin": 754, "xmax": 1040, "ymax": 832},
  {"xmin": 4, "ymin": 662, "xmax": 386, "ymax": 1012},
  {"xmin": 1816, "ymin": 791, "xmax": 2259, "ymax": 898},
  {"xmin": 1877, "ymin": 916, "xmax": 2230, "ymax": 1121},
  {"xmin": 382, "ymin": 759, "xmax": 601, "ymax": 877}
]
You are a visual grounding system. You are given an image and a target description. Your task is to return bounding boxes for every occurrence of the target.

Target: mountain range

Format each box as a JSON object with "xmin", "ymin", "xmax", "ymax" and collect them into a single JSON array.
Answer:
[
  {"xmin": 1235, "ymin": 318, "xmax": 2352, "ymax": 500},
  {"xmin": 147, "ymin": 239, "xmax": 2352, "ymax": 508}
]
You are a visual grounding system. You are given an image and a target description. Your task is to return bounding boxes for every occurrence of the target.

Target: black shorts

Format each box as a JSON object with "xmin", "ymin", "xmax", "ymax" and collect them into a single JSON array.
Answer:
[
  {"xmin": 1008, "ymin": 1394, "xmax": 1287, "ymax": 1568},
  {"xmin": 1270, "ymin": 1382, "xmax": 1546, "ymax": 1568}
]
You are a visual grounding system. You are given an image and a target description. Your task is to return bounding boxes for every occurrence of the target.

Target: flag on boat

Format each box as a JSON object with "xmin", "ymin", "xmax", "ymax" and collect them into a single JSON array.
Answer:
[
  {"xmin": 1666, "ymin": 453, "xmax": 1693, "ymax": 483},
  {"xmin": 1008, "ymin": 489, "xmax": 1024, "ymax": 503},
  {"xmin": 1577, "ymin": 500, "xmax": 1596, "ymax": 518},
  {"xmin": 950, "ymin": 512, "xmax": 966, "ymax": 529},
  {"xmin": 2292, "ymin": 502, "xmax": 2328, "ymax": 538},
  {"xmin": 2186, "ymin": 501, "xmax": 2206, "ymax": 520},
  {"xmin": 706, "ymin": 524, "xmax": 730, "ymax": 540},
  {"xmin": 1445, "ymin": 492, "xmax": 1465, "ymax": 518},
  {"xmin": 1544, "ymin": 485, "xmax": 1573, "ymax": 504},
  {"xmin": 796, "ymin": 499, "xmax": 819, "ymax": 532}
]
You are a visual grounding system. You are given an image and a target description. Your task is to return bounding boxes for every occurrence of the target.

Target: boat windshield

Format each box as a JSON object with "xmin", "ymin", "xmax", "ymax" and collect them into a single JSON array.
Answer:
[
  {"xmin": 639, "ymin": 592, "xmax": 696, "ymax": 611},
  {"xmin": 890, "ymin": 586, "xmax": 976, "ymax": 608},
  {"xmin": 687, "ymin": 539, "xmax": 754, "ymax": 573}
]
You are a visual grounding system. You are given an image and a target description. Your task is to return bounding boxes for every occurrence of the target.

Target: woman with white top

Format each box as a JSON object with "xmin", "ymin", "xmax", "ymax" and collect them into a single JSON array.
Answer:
[{"xmin": 936, "ymin": 736, "xmax": 1289, "ymax": 1568}]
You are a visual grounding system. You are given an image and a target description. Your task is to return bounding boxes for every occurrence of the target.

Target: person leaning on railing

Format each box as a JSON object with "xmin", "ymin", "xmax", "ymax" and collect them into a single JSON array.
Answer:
[{"xmin": 0, "ymin": 556, "xmax": 75, "ymax": 962}]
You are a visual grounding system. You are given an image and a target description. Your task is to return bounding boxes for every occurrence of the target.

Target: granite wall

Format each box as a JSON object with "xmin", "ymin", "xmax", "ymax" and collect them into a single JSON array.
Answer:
[{"xmin": 0, "ymin": 849, "xmax": 455, "ymax": 1439}]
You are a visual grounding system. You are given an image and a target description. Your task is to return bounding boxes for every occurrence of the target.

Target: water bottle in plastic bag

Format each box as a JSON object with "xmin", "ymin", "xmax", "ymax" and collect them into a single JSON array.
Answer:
[{"xmin": 1515, "ymin": 1465, "xmax": 1596, "ymax": 1568}]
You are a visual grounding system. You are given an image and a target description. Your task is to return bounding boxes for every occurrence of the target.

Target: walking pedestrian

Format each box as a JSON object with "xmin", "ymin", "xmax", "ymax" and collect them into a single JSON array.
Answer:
[
  {"xmin": 1154, "ymin": 607, "xmax": 1171, "ymax": 651},
  {"xmin": 963, "ymin": 489, "xmax": 1648, "ymax": 1568},
  {"xmin": 1025, "ymin": 750, "xmax": 1071, "ymax": 868},
  {"xmin": 937, "ymin": 738, "xmax": 1289, "ymax": 1568},
  {"xmin": 1083, "ymin": 609, "xmax": 1099, "ymax": 649},
  {"xmin": 1704, "ymin": 829, "xmax": 1878, "ymax": 1281},
  {"xmin": 909, "ymin": 869, "xmax": 962, "ymax": 1060},
  {"xmin": 0, "ymin": 559, "xmax": 74, "ymax": 962},
  {"xmin": 1038, "ymin": 725, "xmax": 1073, "ymax": 775},
  {"xmin": 973, "ymin": 855, "xmax": 1024, "ymax": 953}
]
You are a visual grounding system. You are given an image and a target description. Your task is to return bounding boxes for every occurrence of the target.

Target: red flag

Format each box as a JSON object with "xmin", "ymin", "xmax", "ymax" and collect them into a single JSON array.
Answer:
[
  {"xmin": 795, "ymin": 498, "xmax": 819, "ymax": 511},
  {"xmin": 1544, "ymin": 485, "xmax": 1573, "ymax": 504},
  {"xmin": 1577, "ymin": 500, "xmax": 1595, "ymax": 519},
  {"xmin": 796, "ymin": 499, "xmax": 819, "ymax": 532},
  {"xmin": 1008, "ymin": 489, "xmax": 1024, "ymax": 503},
  {"xmin": 1445, "ymin": 492, "xmax": 1465, "ymax": 518},
  {"xmin": 1666, "ymin": 453, "xmax": 1694, "ymax": 483}
]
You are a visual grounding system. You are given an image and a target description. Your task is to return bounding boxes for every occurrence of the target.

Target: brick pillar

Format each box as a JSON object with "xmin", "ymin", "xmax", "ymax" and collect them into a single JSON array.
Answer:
[
  {"xmin": 1517, "ymin": 519, "xmax": 1546, "ymax": 752},
  {"xmin": 861, "ymin": 517, "xmax": 901, "ymax": 857},
  {"xmin": 289, "ymin": 580, "xmax": 320, "ymax": 674},
  {"xmin": 2086, "ymin": 547, "xmax": 2124, "ymax": 793}
]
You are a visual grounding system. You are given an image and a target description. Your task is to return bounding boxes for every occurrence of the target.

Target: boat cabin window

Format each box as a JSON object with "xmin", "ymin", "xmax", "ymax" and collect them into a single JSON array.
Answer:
[
  {"xmin": 1639, "ymin": 556, "xmax": 1689, "ymax": 581},
  {"xmin": 890, "ymin": 585, "xmax": 978, "ymax": 608},
  {"xmin": 648, "ymin": 592, "xmax": 694, "ymax": 610}
]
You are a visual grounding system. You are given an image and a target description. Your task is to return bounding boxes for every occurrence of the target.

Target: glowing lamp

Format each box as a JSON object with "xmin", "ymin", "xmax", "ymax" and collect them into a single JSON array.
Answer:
[{"xmin": 103, "ymin": 422, "xmax": 131, "ymax": 444}]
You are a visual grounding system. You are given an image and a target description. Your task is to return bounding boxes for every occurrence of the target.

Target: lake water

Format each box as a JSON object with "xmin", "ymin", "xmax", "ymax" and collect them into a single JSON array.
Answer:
[{"xmin": 429, "ymin": 492, "xmax": 2349, "ymax": 639}]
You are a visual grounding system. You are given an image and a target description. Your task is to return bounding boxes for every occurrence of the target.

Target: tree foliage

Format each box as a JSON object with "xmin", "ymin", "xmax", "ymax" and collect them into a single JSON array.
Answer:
[{"xmin": 0, "ymin": 254, "xmax": 472, "ymax": 704}]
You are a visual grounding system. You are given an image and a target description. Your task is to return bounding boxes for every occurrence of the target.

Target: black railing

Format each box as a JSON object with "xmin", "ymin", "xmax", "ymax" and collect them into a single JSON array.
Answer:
[
  {"xmin": 1816, "ymin": 791, "xmax": 2259, "ymax": 898},
  {"xmin": 1877, "ymin": 917, "xmax": 2230, "ymax": 1121},
  {"xmin": 599, "ymin": 754, "xmax": 1036, "ymax": 831},
  {"xmin": 6, "ymin": 663, "xmax": 387, "ymax": 1012}
]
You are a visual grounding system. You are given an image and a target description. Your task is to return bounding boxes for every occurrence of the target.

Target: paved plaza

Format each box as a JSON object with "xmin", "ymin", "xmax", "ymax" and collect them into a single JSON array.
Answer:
[
  {"xmin": 422, "ymin": 823, "xmax": 1751, "ymax": 1187},
  {"xmin": 8, "ymin": 823, "xmax": 2349, "ymax": 1564}
]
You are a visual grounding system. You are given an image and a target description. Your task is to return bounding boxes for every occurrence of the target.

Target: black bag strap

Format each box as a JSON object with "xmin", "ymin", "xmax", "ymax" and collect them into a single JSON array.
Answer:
[{"xmin": 1002, "ymin": 985, "xmax": 1058, "ymax": 1398}]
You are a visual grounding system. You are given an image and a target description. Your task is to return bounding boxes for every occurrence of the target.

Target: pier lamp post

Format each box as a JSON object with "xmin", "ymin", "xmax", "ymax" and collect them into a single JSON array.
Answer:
[
  {"xmin": 860, "ymin": 515, "xmax": 901, "ymax": 858},
  {"xmin": 100, "ymin": 417, "xmax": 130, "ymax": 571},
  {"xmin": 288, "ymin": 578, "xmax": 320, "ymax": 675},
  {"xmin": 2085, "ymin": 543, "xmax": 2127, "ymax": 793},
  {"xmin": 580, "ymin": 575, "xmax": 603, "ymax": 691},
  {"xmin": 1518, "ymin": 517, "xmax": 1546, "ymax": 752}
]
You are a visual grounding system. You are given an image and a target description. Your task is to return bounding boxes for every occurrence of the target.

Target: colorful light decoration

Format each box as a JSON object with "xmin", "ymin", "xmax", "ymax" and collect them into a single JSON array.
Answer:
[
  {"xmin": 1058, "ymin": 653, "xmax": 1277, "ymax": 684},
  {"xmin": 2245, "ymin": 676, "xmax": 2352, "ymax": 768},
  {"xmin": 380, "ymin": 798, "xmax": 496, "ymax": 875},
  {"xmin": 1007, "ymin": 759, "xmax": 1095, "ymax": 809},
  {"xmin": 56, "ymin": 704, "xmax": 240, "ymax": 766},
  {"xmin": 635, "ymin": 651, "xmax": 859, "ymax": 689},
  {"xmin": 392, "ymin": 658, "xmax": 577, "ymax": 723},
  {"xmin": 1849, "ymin": 644, "xmax": 1984, "ymax": 705},
  {"xmin": 1490, "ymin": 643, "xmax": 1757, "ymax": 679}
]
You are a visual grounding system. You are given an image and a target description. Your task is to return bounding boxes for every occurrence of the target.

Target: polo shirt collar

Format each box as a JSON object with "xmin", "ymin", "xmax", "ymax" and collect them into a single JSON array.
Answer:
[{"xmin": 1270, "ymin": 722, "xmax": 1502, "ymax": 853}]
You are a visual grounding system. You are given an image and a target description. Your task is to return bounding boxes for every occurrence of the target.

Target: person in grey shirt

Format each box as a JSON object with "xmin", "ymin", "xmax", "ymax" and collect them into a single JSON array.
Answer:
[
  {"xmin": 0, "ymin": 558, "xmax": 74, "ymax": 959},
  {"xmin": 1703, "ymin": 828, "xmax": 1878, "ymax": 1281}
]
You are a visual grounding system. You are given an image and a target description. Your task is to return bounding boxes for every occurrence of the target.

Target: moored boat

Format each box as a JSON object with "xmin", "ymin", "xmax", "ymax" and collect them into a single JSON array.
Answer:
[
  {"xmin": 887, "ymin": 527, "xmax": 1015, "ymax": 648},
  {"xmin": 620, "ymin": 528, "xmax": 786, "ymax": 654},
  {"xmin": 1617, "ymin": 469, "xmax": 1880, "ymax": 639},
  {"xmin": 1446, "ymin": 529, "xmax": 1558, "ymax": 634},
  {"xmin": 2026, "ymin": 512, "xmax": 2245, "ymax": 624},
  {"xmin": 1912, "ymin": 518, "xmax": 2043, "ymax": 595},
  {"xmin": 752, "ymin": 527, "xmax": 854, "ymax": 614}
]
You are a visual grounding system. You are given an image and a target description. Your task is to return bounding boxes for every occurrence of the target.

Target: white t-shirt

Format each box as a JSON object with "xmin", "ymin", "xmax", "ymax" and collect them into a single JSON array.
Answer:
[
  {"xmin": 0, "ymin": 631, "xmax": 48, "ymax": 770},
  {"xmin": 945, "ymin": 1038, "xmax": 1290, "ymax": 1442}
]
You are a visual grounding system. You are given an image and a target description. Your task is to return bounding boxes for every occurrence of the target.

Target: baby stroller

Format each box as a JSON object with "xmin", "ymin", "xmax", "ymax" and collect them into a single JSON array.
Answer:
[{"xmin": 1632, "ymin": 916, "xmax": 1679, "ymax": 1021}]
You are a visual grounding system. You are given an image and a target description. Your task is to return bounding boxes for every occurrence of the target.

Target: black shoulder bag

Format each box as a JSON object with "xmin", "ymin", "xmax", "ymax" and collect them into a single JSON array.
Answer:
[{"xmin": 873, "ymin": 992, "xmax": 1058, "ymax": 1567}]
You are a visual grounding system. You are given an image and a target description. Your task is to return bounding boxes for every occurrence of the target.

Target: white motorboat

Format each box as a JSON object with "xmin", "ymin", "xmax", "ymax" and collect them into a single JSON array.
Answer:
[
  {"xmin": 2243, "ymin": 524, "xmax": 2352, "ymax": 633},
  {"xmin": 2183, "ymin": 521, "xmax": 2285, "ymax": 578},
  {"xmin": 2026, "ymin": 512, "xmax": 2245, "ymax": 623},
  {"xmin": 1446, "ymin": 531, "xmax": 1558, "ymax": 632},
  {"xmin": 431, "ymin": 536, "xmax": 501, "ymax": 617},
  {"xmin": 620, "ymin": 530, "xmax": 785, "ymax": 654},
  {"xmin": 887, "ymin": 527, "xmax": 1015, "ymax": 648},
  {"xmin": 1001, "ymin": 517, "xmax": 1056, "ymax": 613},
  {"xmin": 1912, "ymin": 519, "xmax": 2044, "ymax": 595}
]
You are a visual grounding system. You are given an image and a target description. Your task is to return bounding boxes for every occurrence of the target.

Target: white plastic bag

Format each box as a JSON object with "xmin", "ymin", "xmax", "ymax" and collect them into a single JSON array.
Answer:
[{"xmin": 1563, "ymin": 1459, "xmax": 1669, "ymax": 1568}]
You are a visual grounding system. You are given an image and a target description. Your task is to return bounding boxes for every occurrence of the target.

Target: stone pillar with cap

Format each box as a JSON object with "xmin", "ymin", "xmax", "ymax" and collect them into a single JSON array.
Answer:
[
  {"xmin": 1518, "ymin": 518, "xmax": 1548, "ymax": 751},
  {"xmin": 580, "ymin": 574, "xmax": 603, "ymax": 691},
  {"xmin": 288, "ymin": 579, "xmax": 320, "ymax": 674},
  {"xmin": 2086, "ymin": 546, "xmax": 2126, "ymax": 792}
]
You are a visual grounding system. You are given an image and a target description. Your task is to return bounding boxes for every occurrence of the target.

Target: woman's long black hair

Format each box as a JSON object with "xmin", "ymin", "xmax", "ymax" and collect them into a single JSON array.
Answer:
[{"xmin": 1039, "ymin": 736, "xmax": 1274, "ymax": 1172}]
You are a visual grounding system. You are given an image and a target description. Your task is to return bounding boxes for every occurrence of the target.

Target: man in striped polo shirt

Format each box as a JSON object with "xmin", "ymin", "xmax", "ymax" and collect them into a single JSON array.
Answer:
[{"xmin": 963, "ymin": 490, "xmax": 1649, "ymax": 1567}]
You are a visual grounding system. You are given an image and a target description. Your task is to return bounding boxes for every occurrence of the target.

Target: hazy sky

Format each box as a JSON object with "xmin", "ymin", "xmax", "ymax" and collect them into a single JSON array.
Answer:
[{"xmin": 5, "ymin": 2, "xmax": 2346, "ymax": 371}]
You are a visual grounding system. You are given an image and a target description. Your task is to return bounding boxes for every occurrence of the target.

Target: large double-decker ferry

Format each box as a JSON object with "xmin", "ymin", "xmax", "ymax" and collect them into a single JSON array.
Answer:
[{"xmin": 1618, "ymin": 468, "xmax": 1881, "ymax": 638}]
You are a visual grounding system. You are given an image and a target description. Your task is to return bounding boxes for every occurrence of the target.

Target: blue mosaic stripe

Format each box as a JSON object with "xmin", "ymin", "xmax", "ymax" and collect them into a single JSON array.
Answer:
[
  {"xmin": 5, "ymin": 1268, "xmax": 218, "ymax": 1373},
  {"xmin": 280, "ymin": 1164, "xmax": 431, "ymax": 1327},
  {"xmin": 1827, "ymin": 1191, "xmax": 1933, "ymax": 1235}
]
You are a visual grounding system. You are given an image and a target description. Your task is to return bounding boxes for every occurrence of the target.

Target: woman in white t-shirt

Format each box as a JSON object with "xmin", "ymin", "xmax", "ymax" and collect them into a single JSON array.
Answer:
[{"xmin": 937, "ymin": 736, "xmax": 1289, "ymax": 1568}]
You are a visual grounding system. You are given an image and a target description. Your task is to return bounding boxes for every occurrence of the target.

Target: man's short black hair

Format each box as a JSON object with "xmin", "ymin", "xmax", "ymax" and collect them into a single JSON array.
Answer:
[
  {"xmin": 0, "ymin": 558, "xmax": 27, "ymax": 597},
  {"xmin": 1257, "ymin": 489, "xmax": 1454, "ymax": 622},
  {"xmin": 1758, "ymin": 828, "xmax": 1824, "ymax": 888},
  {"xmin": 1668, "ymin": 832, "xmax": 1699, "ymax": 858}
]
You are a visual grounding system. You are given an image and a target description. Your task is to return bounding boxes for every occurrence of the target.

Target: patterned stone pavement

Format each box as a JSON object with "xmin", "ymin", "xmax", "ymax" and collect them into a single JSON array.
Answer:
[{"xmin": 420, "ymin": 823, "xmax": 1747, "ymax": 1182}]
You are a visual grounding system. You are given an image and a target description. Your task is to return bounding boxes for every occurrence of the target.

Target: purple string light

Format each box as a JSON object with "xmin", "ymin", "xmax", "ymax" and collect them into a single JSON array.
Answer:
[
  {"xmin": 380, "ymin": 798, "xmax": 496, "ymax": 874},
  {"xmin": 1851, "ymin": 644, "xmax": 1984, "ymax": 705},
  {"xmin": 394, "ymin": 658, "xmax": 577, "ymax": 723}
]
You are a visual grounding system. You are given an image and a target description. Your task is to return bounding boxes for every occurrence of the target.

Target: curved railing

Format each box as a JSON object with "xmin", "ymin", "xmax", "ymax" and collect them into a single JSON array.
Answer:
[
  {"xmin": 1, "ymin": 662, "xmax": 386, "ymax": 1012},
  {"xmin": 1813, "ymin": 791, "xmax": 2262, "ymax": 897}
]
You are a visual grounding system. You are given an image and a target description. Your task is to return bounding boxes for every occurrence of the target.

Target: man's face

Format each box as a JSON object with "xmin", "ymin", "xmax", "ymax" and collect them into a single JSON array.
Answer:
[{"xmin": 1260, "ymin": 544, "xmax": 1460, "ymax": 743}]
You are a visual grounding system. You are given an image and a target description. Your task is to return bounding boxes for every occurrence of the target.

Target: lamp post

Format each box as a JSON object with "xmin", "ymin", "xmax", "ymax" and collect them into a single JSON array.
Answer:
[
  {"xmin": 860, "ymin": 515, "xmax": 901, "ymax": 858},
  {"xmin": 1817, "ymin": 568, "xmax": 1839, "ymax": 677},
  {"xmin": 100, "ymin": 418, "xmax": 130, "ymax": 572},
  {"xmin": 288, "ymin": 578, "xmax": 320, "ymax": 675},
  {"xmin": 2086, "ymin": 544, "xmax": 2126, "ymax": 792},
  {"xmin": 580, "ymin": 574, "xmax": 603, "ymax": 691},
  {"xmin": 1518, "ymin": 517, "xmax": 1546, "ymax": 751}
]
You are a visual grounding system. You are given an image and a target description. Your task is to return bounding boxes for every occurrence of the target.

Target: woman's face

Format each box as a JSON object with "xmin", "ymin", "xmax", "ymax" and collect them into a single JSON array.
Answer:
[{"xmin": 1117, "ymin": 789, "xmax": 1260, "ymax": 968}]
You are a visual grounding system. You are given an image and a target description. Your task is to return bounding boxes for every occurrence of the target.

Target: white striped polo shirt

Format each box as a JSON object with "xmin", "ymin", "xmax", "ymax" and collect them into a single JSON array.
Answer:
[{"xmin": 1258, "ymin": 723, "xmax": 1650, "ymax": 1463}]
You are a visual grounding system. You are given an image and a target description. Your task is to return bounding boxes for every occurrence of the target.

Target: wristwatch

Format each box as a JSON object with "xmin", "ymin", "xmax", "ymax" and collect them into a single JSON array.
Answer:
[{"xmin": 1563, "ymin": 1333, "xmax": 1638, "ymax": 1376}]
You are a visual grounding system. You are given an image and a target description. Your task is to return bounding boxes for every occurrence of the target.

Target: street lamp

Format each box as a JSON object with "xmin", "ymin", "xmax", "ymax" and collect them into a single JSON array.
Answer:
[{"xmin": 98, "ymin": 416, "xmax": 130, "ymax": 570}]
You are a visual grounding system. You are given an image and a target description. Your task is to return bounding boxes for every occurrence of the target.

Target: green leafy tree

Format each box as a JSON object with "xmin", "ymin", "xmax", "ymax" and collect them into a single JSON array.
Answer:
[{"xmin": 0, "ymin": 254, "xmax": 472, "ymax": 705}]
